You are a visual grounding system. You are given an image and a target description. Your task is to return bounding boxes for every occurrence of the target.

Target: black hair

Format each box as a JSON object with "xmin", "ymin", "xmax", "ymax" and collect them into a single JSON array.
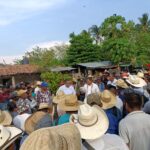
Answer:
[
  {"xmin": 7, "ymin": 102, "xmax": 17, "ymax": 112},
  {"xmin": 124, "ymin": 92, "xmax": 142, "ymax": 109}
]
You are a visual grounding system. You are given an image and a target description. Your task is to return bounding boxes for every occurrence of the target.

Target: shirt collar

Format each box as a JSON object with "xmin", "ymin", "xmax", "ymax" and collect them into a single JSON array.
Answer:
[{"xmin": 127, "ymin": 111, "xmax": 144, "ymax": 116}]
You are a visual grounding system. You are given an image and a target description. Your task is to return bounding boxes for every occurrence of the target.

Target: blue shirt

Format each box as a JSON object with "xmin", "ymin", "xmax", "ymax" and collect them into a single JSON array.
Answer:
[
  {"xmin": 104, "ymin": 107, "xmax": 122, "ymax": 135},
  {"xmin": 98, "ymin": 83, "xmax": 105, "ymax": 92},
  {"xmin": 58, "ymin": 113, "xmax": 71, "ymax": 125}
]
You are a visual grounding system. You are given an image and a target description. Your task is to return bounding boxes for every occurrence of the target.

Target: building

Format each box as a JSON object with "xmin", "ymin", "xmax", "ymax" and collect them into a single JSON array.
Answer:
[
  {"xmin": 0, "ymin": 64, "xmax": 41, "ymax": 87},
  {"xmin": 76, "ymin": 61, "xmax": 117, "ymax": 76}
]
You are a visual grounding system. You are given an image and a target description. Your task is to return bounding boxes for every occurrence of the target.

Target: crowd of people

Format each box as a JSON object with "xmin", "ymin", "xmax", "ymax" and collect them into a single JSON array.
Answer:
[{"xmin": 0, "ymin": 70, "xmax": 150, "ymax": 150}]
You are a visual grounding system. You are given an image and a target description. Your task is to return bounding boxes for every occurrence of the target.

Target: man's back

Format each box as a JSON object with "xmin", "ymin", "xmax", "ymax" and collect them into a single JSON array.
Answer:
[{"xmin": 119, "ymin": 111, "xmax": 150, "ymax": 150}]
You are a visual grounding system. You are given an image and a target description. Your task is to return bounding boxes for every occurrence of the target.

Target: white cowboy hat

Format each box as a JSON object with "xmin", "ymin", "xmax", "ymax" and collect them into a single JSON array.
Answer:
[
  {"xmin": 13, "ymin": 113, "xmax": 31, "ymax": 131},
  {"xmin": 100, "ymin": 90, "xmax": 117, "ymax": 109},
  {"xmin": 20, "ymin": 123, "xmax": 81, "ymax": 150},
  {"xmin": 70, "ymin": 104, "xmax": 109, "ymax": 140},
  {"xmin": 58, "ymin": 94, "xmax": 82, "ymax": 112},
  {"xmin": 126, "ymin": 75, "xmax": 147, "ymax": 88},
  {"xmin": 53, "ymin": 91, "xmax": 66, "ymax": 104},
  {"xmin": 0, "ymin": 125, "xmax": 22, "ymax": 150},
  {"xmin": 0, "ymin": 110, "xmax": 12, "ymax": 126},
  {"xmin": 116, "ymin": 79, "xmax": 128, "ymax": 89}
]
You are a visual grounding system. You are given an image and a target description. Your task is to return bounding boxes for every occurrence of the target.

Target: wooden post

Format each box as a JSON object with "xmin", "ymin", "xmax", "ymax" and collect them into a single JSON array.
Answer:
[{"xmin": 12, "ymin": 76, "xmax": 16, "ymax": 88}]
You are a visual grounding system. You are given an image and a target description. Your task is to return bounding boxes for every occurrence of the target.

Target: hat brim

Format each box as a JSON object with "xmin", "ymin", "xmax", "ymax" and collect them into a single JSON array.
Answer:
[
  {"xmin": 126, "ymin": 78, "xmax": 147, "ymax": 88},
  {"xmin": 0, "ymin": 111, "xmax": 12, "ymax": 126},
  {"xmin": 58, "ymin": 101, "xmax": 82, "ymax": 112},
  {"xmin": 70, "ymin": 105, "xmax": 109, "ymax": 140},
  {"xmin": 101, "ymin": 94, "xmax": 117, "ymax": 110},
  {"xmin": 1, "ymin": 127, "xmax": 22, "ymax": 150}
]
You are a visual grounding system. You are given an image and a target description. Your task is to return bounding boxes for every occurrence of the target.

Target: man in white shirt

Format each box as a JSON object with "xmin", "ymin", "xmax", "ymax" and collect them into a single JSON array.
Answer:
[
  {"xmin": 57, "ymin": 80, "xmax": 76, "ymax": 95},
  {"xmin": 107, "ymin": 74, "xmax": 117, "ymax": 87},
  {"xmin": 119, "ymin": 91, "xmax": 150, "ymax": 150},
  {"xmin": 82, "ymin": 76, "xmax": 100, "ymax": 103}
]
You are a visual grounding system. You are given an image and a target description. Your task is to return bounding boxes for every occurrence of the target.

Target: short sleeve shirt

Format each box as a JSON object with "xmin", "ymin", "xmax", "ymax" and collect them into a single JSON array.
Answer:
[{"xmin": 119, "ymin": 111, "xmax": 150, "ymax": 150}]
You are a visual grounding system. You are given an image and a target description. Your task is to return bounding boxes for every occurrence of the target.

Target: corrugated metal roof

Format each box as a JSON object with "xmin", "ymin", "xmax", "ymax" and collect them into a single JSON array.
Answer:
[
  {"xmin": 50, "ymin": 67, "xmax": 76, "ymax": 72},
  {"xmin": 77, "ymin": 61, "xmax": 114, "ymax": 69}
]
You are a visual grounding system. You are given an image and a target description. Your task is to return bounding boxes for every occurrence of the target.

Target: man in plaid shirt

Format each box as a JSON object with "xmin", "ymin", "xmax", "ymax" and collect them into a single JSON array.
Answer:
[{"xmin": 36, "ymin": 82, "xmax": 52, "ymax": 105}]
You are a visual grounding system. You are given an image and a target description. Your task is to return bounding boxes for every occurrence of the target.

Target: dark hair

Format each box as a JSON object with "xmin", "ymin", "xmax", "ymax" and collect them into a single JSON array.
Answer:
[
  {"xmin": 7, "ymin": 102, "xmax": 17, "ymax": 112},
  {"xmin": 124, "ymin": 92, "xmax": 142, "ymax": 109}
]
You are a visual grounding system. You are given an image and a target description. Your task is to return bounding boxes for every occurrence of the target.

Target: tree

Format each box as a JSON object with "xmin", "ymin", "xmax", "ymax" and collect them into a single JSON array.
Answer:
[
  {"xmin": 41, "ymin": 72, "xmax": 71, "ymax": 93},
  {"xmin": 101, "ymin": 14, "xmax": 126, "ymax": 39},
  {"xmin": 17, "ymin": 45, "xmax": 68, "ymax": 67},
  {"xmin": 89, "ymin": 25, "xmax": 103, "ymax": 44},
  {"xmin": 101, "ymin": 37, "xmax": 135, "ymax": 64},
  {"xmin": 136, "ymin": 13, "xmax": 150, "ymax": 32},
  {"xmin": 66, "ymin": 31, "xmax": 101, "ymax": 65}
]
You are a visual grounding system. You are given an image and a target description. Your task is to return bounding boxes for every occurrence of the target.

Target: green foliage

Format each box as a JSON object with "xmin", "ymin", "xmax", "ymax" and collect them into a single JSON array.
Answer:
[
  {"xmin": 41, "ymin": 72, "xmax": 71, "ymax": 93},
  {"xmin": 66, "ymin": 31, "xmax": 101, "ymax": 65},
  {"xmin": 19, "ymin": 45, "xmax": 68, "ymax": 67}
]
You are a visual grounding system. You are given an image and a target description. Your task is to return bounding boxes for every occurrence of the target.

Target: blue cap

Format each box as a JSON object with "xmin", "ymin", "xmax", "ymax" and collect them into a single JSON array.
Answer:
[{"xmin": 41, "ymin": 82, "xmax": 48, "ymax": 87}]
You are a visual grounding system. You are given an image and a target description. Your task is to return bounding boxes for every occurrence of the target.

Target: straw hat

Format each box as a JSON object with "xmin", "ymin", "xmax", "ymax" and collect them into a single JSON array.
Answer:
[
  {"xmin": 87, "ymin": 93, "xmax": 102, "ymax": 106},
  {"xmin": 0, "ymin": 125, "xmax": 10, "ymax": 148},
  {"xmin": 25, "ymin": 111, "xmax": 46, "ymax": 134},
  {"xmin": 137, "ymin": 72, "xmax": 144, "ymax": 78},
  {"xmin": 13, "ymin": 113, "xmax": 31, "ymax": 131},
  {"xmin": 17, "ymin": 90, "xmax": 27, "ymax": 97},
  {"xmin": 36, "ymin": 81, "xmax": 42, "ymax": 86},
  {"xmin": 100, "ymin": 90, "xmax": 117, "ymax": 109},
  {"xmin": 58, "ymin": 94, "xmax": 81, "ymax": 112},
  {"xmin": 53, "ymin": 91, "xmax": 66, "ymax": 104},
  {"xmin": 0, "ymin": 125, "xmax": 22, "ymax": 150},
  {"xmin": 0, "ymin": 110, "xmax": 12, "ymax": 126},
  {"xmin": 126, "ymin": 75, "xmax": 147, "ymax": 88},
  {"xmin": 116, "ymin": 79, "xmax": 128, "ymax": 89},
  {"xmin": 70, "ymin": 104, "xmax": 109, "ymax": 140},
  {"xmin": 20, "ymin": 123, "xmax": 81, "ymax": 150},
  {"xmin": 38, "ymin": 103, "xmax": 51, "ymax": 110}
]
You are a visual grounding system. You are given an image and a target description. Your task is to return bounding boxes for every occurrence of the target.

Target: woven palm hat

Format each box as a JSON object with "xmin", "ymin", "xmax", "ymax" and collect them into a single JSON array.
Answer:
[
  {"xmin": 0, "ymin": 110, "xmax": 12, "ymax": 126},
  {"xmin": 25, "ymin": 111, "xmax": 46, "ymax": 134},
  {"xmin": 53, "ymin": 91, "xmax": 66, "ymax": 104},
  {"xmin": 116, "ymin": 79, "xmax": 128, "ymax": 89},
  {"xmin": 137, "ymin": 72, "xmax": 144, "ymax": 78},
  {"xmin": 100, "ymin": 90, "xmax": 117, "ymax": 109},
  {"xmin": 38, "ymin": 103, "xmax": 51, "ymax": 110},
  {"xmin": 17, "ymin": 90, "xmax": 27, "ymax": 97},
  {"xmin": 70, "ymin": 104, "xmax": 109, "ymax": 140},
  {"xmin": 20, "ymin": 123, "xmax": 81, "ymax": 150},
  {"xmin": 58, "ymin": 94, "xmax": 82, "ymax": 112},
  {"xmin": 87, "ymin": 93, "xmax": 102, "ymax": 106},
  {"xmin": 126, "ymin": 75, "xmax": 147, "ymax": 88},
  {"xmin": 0, "ymin": 125, "xmax": 22, "ymax": 149}
]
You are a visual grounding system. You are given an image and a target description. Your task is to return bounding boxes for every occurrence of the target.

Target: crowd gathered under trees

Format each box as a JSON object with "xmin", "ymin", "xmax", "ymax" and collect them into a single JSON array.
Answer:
[
  {"xmin": 0, "ymin": 70, "xmax": 150, "ymax": 150},
  {"xmin": 1, "ymin": 13, "xmax": 150, "ymax": 150}
]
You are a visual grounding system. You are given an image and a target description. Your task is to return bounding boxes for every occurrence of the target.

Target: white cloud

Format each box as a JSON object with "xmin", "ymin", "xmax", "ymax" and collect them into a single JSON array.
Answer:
[
  {"xmin": 0, "ymin": 55, "xmax": 23, "ymax": 64},
  {"xmin": 0, "ymin": 0, "xmax": 67, "ymax": 26},
  {"xmin": 27, "ymin": 41, "xmax": 69, "ymax": 51}
]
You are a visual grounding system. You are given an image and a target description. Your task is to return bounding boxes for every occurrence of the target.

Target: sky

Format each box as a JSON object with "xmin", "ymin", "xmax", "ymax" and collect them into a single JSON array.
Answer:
[{"xmin": 0, "ymin": 0, "xmax": 150, "ymax": 63}]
